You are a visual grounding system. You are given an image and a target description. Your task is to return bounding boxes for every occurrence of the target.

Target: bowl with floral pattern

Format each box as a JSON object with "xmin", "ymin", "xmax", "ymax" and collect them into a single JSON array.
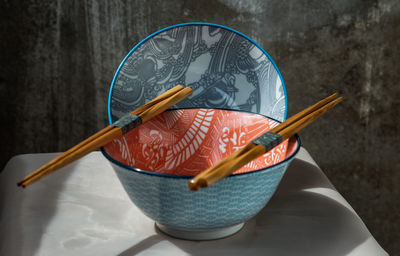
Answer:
[
  {"xmin": 108, "ymin": 22, "xmax": 288, "ymax": 124},
  {"xmin": 102, "ymin": 108, "xmax": 300, "ymax": 240}
]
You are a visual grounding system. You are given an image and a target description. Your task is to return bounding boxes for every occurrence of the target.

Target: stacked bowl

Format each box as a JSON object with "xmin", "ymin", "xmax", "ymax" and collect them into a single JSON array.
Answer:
[{"xmin": 102, "ymin": 23, "xmax": 300, "ymax": 240}]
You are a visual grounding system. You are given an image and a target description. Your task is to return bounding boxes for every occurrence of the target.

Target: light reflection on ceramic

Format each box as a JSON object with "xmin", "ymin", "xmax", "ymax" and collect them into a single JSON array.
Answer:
[
  {"xmin": 102, "ymin": 109, "xmax": 300, "ymax": 240},
  {"xmin": 108, "ymin": 23, "xmax": 287, "ymax": 124}
]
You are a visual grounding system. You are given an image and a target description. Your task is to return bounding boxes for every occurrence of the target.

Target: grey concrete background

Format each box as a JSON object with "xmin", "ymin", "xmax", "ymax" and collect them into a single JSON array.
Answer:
[{"xmin": 1, "ymin": 0, "xmax": 399, "ymax": 254}]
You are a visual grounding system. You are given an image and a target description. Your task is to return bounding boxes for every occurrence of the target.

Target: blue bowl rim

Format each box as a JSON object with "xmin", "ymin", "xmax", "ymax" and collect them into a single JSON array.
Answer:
[
  {"xmin": 101, "ymin": 108, "xmax": 301, "ymax": 179},
  {"xmin": 107, "ymin": 22, "xmax": 288, "ymax": 124}
]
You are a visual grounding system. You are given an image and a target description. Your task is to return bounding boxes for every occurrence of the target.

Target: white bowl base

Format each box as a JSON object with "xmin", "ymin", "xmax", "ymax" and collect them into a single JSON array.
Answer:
[{"xmin": 156, "ymin": 222, "xmax": 244, "ymax": 241}]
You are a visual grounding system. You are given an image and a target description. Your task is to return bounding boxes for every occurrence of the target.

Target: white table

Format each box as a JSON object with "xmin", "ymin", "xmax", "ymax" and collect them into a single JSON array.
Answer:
[{"xmin": 0, "ymin": 148, "xmax": 387, "ymax": 256}]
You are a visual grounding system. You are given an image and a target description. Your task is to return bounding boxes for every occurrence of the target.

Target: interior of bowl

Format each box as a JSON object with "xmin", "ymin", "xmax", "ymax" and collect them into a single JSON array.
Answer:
[
  {"xmin": 104, "ymin": 108, "xmax": 298, "ymax": 176},
  {"xmin": 108, "ymin": 23, "xmax": 287, "ymax": 124}
]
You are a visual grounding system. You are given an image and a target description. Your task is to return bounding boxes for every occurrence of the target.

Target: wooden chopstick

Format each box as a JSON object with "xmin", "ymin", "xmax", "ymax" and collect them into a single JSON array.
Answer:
[
  {"xmin": 19, "ymin": 128, "xmax": 123, "ymax": 187},
  {"xmin": 138, "ymin": 87, "xmax": 192, "ymax": 123},
  {"xmin": 193, "ymin": 143, "xmax": 265, "ymax": 189},
  {"xmin": 199, "ymin": 93, "xmax": 339, "ymax": 177},
  {"xmin": 16, "ymin": 125, "xmax": 116, "ymax": 187},
  {"xmin": 277, "ymin": 97, "xmax": 342, "ymax": 140},
  {"xmin": 19, "ymin": 86, "xmax": 192, "ymax": 187},
  {"xmin": 189, "ymin": 94, "xmax": 342, "ymax": 191},
  {"xmin": 18, "ymin": 85, "xmax": 192, "ymax": 188},
  {"xmin": 270, "ymin": 93, "xmax": 338, "ymax": 134},
  {"xmin": 17, "ymin": 85, "xmax": 185, "ymax": 186},
  {"xmin": 130, "ymin": 85, "xmax": 185, "ymax": 115}
]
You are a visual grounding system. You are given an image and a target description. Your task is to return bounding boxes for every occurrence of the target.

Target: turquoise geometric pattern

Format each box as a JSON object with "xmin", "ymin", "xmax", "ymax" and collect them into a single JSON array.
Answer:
[{"xmin": 111, "ymin": 159, "xmax": 294, "ymax": 230}]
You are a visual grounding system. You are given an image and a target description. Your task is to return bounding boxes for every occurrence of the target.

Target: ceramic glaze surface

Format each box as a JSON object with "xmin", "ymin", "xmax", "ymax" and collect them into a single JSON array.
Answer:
[
  {"xmin": 109, "ymin": 23, "xmax": 287, "ymax": 123},
  {"xmin": 109, "ymin": 158, "xmax": 292, "ymax": 230},
  {"xmin": 102, "ymin": 109, "xmax": 300, "ymax": 233},
  {"xmin": 106, "ymin": 109, "xmax": 289, "ymax": 176}
]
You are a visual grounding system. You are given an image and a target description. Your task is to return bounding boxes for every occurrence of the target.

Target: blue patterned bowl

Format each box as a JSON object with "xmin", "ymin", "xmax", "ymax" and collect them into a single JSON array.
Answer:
[
  {"xmin": 102, "ymin": 109, "xmax": 300, "ymax": 240},
  {"xmin": 108, "ymin": 22, "xmax": 288, "ymax": 124},
  {"xmin": 105, "ymin": 23, "xmax": 293, "ymax": 240}
]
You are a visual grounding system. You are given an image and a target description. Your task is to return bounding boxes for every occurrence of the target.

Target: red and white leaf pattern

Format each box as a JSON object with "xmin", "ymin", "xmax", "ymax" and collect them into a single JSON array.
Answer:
[{"xmin": 105, "ymin": 109, "xmax": 297, "ymax": 176}]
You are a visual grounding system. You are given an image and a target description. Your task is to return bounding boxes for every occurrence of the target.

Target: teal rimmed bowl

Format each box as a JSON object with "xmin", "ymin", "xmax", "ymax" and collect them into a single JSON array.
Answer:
[{"xmin": 102, "ymin": 108, "xmax": 300, "ymax": 240}]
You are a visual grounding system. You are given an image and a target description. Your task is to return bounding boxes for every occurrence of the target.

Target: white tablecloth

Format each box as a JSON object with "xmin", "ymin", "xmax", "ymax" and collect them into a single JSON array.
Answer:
[{"xmin": 0, "ymin": 148, "xmax": 387, "ymax": 256}]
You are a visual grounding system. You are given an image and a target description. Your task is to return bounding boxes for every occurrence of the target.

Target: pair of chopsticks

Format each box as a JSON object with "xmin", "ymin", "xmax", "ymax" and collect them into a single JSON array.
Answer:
[
  {"xmin": 18, "ymin": 85, "xmax": 193, "ymax": 188},
  {"xmin": 189, "ymin": 93, "xmax": 342, "ymax": 191}
]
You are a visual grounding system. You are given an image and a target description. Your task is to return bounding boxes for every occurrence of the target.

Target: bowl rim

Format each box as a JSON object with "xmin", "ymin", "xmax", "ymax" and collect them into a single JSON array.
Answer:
[
  {"xmin": 101, "ymin": 108, "xmax": 301, "ymax": 179},
  {"xmin": 107, "ymin": 22, "xmax": 288, "ymax": 124}
]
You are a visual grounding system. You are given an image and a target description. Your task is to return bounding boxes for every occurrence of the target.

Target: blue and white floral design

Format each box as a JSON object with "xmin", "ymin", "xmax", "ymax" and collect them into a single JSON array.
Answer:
[{"xmin": 109, "ymin": 23, "xmax": 287, "ymax": 123}]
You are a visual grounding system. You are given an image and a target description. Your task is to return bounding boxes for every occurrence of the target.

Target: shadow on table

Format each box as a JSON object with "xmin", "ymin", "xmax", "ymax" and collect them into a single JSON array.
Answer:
[
  {"xmin": 118, "ymin": 158, "xmax": 373, "ymax": 256},
  {"xmin": 0, "ymin": 153, "xmax": 75, "ymax": 256}
]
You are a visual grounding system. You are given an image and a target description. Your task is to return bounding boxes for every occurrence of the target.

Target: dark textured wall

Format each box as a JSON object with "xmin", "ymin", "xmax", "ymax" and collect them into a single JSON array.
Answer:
[{"xmin": 1, "ymin": 0, "xmax": 399, "ymax": 254}]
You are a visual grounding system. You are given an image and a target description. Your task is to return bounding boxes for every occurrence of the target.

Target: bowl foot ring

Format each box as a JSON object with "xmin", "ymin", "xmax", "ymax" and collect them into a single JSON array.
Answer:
[{"xmin": 155, "ymin": 222, "xmax": 244, "ymax": 241}]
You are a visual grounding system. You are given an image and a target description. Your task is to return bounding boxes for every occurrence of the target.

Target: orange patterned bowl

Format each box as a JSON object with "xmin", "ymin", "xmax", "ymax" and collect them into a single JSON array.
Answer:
[{"xmin": 102, "ymin": 108, "xmax": 300, "ymax": 240}]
